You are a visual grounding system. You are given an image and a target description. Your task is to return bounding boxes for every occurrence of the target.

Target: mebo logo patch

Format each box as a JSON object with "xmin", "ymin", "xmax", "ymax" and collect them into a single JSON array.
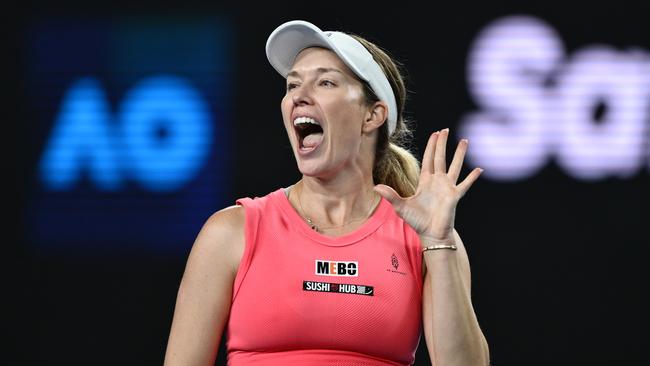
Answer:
[{"xmin": 315, "ymin": 260, "xmax": 358, "ymax": 277}]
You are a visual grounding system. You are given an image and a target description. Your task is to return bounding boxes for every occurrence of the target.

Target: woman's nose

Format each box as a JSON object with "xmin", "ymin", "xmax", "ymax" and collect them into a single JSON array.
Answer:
[{"xmin": 292, "ymin": 86, "xmax": 313, "ymax": 106}]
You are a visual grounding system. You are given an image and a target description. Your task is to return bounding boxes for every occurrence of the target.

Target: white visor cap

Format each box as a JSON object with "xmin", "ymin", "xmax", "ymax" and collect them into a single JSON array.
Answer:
[{"xmin": 265, "ymin": 20, "xmax": 398, "ymax": 135}]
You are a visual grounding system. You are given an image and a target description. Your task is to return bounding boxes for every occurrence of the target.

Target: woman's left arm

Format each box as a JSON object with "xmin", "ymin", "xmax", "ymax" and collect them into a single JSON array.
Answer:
[
  {"xmin": 420, "ymin": 228, "xmax": 489, "ymax": 366},
  {"xmin": 374, "ymin": 128, "xmax": 490, "ymax": 366}
]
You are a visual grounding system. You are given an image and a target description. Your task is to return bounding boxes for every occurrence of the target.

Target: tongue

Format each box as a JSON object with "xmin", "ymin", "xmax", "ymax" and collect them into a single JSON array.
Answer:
[{"xmin": 303, "ymin": 132, "xmax": 324, "ymax": 148}]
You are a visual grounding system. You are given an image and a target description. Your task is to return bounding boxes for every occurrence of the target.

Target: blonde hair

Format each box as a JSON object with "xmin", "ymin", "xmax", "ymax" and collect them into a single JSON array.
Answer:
[{"xmin": 350, "ymin": 34, "xmax": 420, "ymax": 197}]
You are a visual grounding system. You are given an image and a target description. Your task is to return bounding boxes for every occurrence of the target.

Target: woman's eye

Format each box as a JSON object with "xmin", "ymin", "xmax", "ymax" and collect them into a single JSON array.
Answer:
[
  {"xmin": 319, "ymin": 79, "xmax": 335, "ymax": 87},
  {"xmin": 286, "ymin": 83, "xmax": 298, "ymax": 91}
]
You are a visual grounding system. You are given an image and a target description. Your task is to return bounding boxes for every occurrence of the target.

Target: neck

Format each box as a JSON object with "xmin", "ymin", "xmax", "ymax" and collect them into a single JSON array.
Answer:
[{"xmin": 292, "ymin": 169, "xmax": 379, "ymax": 233}]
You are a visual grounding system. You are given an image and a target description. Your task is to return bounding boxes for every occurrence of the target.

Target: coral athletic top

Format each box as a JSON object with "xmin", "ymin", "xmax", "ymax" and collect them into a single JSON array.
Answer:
[{"xmin": 226, "ymin": 187, "xmax": 424, "ymax": 365}]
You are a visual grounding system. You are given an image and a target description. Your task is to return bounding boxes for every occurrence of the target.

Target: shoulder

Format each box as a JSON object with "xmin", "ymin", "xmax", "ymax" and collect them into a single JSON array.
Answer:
[
  {"xmin": 235, "ymin": 188, "xmax": 282, "ymax": 210},
  {"xmin": 204, "ymin": 204, "xmax": 246, "ymax": 234},
  {"xmin": 190, "ymin": 205, "xmax": 246, "ymax": 277},
  {"xmin": 191, "ymin": 189, "xmax": 282, "ymax": 274}
]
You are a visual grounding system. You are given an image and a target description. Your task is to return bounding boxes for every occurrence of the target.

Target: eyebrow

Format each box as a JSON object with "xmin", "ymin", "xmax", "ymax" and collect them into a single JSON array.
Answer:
[{"xmin": 287, "ymin": 67, "xmax": 345, "ymax": 79}]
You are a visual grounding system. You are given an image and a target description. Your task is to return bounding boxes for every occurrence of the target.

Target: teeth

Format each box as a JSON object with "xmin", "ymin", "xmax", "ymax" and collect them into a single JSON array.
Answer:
[{"xmin": 293, "ymin": 117, "xmax": 320, "ymax": 126}]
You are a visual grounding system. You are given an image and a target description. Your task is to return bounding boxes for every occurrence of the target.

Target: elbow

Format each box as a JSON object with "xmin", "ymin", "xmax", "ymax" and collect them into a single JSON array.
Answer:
[
  {"xmin": 480, "ymin": 336, "xmax": 490, "ymax": 366},
  {"xmin": 467, "ymin": 334, "xmax": 491, "ymax": 366},
  {"xmin": 427, "ymin": 337, "xmax": 490, "ymax": 366}
]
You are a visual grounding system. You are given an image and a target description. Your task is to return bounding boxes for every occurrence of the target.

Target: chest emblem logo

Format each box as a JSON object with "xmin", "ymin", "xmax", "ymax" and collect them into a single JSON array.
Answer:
[
  {"xmin": 391, "ymin": 253, "xmax": 399, "ymax": 270},
  {"xmin": 315, "ymin": 260, "xmax": 358, "ymax": 277}
]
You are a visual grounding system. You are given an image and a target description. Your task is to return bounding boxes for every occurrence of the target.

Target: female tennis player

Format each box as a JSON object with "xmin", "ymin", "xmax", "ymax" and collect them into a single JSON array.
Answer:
[{"xmin": 164, "ymin": 20, "xmax": 489, "ymax": 366}]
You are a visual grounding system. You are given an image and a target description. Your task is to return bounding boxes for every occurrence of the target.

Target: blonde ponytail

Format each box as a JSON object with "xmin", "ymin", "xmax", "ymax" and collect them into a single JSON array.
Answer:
[
  {"xmin": 377, "ymin": 143, "xmax": 420, "ymax": 197},
  {"xmin": 372, "ymin": 119, "xmax": 420, "ymax": 197}
]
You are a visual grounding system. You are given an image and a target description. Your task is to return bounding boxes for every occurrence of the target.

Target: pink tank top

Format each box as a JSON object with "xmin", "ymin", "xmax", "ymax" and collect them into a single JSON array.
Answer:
[{"xmin": 226, "ymin": 188, "xmax": 424, "ymax": 365}]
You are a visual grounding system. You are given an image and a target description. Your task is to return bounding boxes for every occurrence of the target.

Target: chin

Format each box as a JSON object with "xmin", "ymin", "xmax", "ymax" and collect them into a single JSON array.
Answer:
[
  {"xmin": 296, "ymin": 163, "xmax": 322, "ymax": 177},
  {"xmin": 296, "ymin": 159, "xmax": 333, "ymax": 179}
]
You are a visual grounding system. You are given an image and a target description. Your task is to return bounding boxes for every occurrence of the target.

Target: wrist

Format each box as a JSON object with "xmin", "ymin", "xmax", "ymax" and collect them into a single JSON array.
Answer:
[
  {"xmin": 421, "ymin": 244, "xmax": 457, "ymax": 254},
  {"xmin": 419, "ymin": 233, "xmax": 454, "ymax": 247},
  {"xmin": 419, "ymin": 233, "xmax": 456, "ymax": 254}
]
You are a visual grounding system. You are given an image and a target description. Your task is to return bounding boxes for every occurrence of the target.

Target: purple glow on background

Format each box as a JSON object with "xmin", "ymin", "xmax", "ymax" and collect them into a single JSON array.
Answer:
[{"xmin": 459, "ymin": 15, "xmax": 650, "ymax": 181}]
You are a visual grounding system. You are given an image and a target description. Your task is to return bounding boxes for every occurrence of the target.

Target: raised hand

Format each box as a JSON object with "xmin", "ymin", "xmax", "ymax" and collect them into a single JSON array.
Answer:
[{"xmin": 373, "ymin": 129, "xmax": 483, "ymax": 245}]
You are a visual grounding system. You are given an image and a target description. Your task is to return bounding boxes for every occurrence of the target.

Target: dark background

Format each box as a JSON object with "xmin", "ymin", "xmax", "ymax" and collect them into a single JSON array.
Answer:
[{"xmin": 10, "ymin": 1, "xmax": 649, "ymax": 365}]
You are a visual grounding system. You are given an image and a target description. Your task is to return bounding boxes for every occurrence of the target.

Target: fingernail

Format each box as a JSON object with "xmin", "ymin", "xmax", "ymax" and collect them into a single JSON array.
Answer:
[
  {"xmin": 479, "ymin": 168, "xmax": 484, "ymax": 173},
  {"xmin": 443, "ymin": 128, "xmax": 449, "ymax": 132}
]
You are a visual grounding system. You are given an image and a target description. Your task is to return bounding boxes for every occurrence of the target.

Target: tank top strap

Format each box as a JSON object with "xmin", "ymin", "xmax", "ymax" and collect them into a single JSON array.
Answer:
[{"xmin": 232, "ymin": 190, "xmax": 278, "ymax": 301}]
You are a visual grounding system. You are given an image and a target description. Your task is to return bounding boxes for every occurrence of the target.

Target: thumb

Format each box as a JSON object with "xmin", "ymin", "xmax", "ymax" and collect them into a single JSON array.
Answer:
[{"xmin": 373, "ymin": 184, "xmax": 404, "ymax": 210}]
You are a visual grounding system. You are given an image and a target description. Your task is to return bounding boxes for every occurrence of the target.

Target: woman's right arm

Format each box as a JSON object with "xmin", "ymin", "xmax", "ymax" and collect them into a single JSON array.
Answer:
[{"xmin": 164, "ymin": 205, "xmax": 246, "ymax": 366}]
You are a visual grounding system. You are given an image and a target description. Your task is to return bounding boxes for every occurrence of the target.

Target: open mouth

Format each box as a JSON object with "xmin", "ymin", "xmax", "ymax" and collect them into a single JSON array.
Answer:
[{"xmin": 294, "ymin": 117, "xmax": 324, "ymax": 152}]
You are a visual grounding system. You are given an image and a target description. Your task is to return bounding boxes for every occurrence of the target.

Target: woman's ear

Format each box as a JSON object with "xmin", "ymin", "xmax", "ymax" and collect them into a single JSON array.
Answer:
[{"xmin": 362, "ymin": 101, "xmax": 388, "ymax": 133}]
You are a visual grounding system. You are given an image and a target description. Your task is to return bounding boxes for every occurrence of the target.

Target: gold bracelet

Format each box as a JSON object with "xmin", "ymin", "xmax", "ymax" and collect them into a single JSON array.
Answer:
[{"xmin": 422, "ymin": 244, "xmax": 457, "ymax": 253}]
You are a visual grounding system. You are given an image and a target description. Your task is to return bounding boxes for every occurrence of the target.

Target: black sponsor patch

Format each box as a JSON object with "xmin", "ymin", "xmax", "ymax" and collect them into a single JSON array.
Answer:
[
  {"xmin": 315, "ymin": 260, "xmax": 358, "ymax": 276},
  {"xmin": 303, "ymin": 280, "xmax": 374, "ymax": 296}
]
